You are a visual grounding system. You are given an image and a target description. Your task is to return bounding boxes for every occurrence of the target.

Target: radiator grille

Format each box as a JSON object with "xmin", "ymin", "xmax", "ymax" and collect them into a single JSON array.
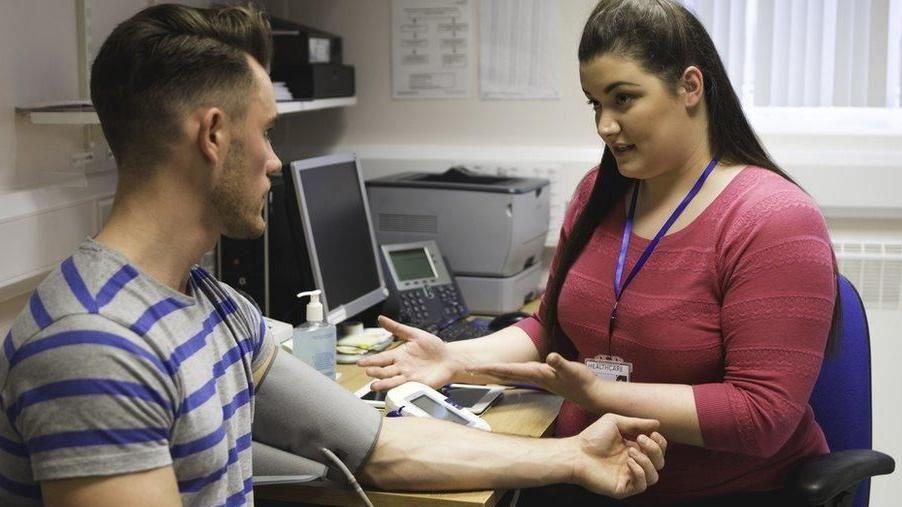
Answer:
[
  {"xmin": 834, "ymin": 241, "xmax": 902, "ymax": 310},
  {"xmin": 378, "ymin": 214, "xmax": 438, "ymax": 234}
]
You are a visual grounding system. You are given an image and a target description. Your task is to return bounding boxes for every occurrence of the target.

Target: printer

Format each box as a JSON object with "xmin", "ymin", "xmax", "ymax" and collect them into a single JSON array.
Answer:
[{"xmin": 365, "ymin": 168, "xmax": 550, "ymax": 314}]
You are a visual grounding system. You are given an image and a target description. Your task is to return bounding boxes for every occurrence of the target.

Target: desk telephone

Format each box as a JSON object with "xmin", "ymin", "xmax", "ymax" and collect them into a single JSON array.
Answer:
[{"xmin": 379, "ymin": 241, "xmax": 489, "ymax": 342}]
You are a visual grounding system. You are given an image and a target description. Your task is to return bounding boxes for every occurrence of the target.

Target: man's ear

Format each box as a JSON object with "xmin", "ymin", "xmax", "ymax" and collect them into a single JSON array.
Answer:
[
  {"xmin": 680, "ymin": 66, "xmax": 705, "ymax": 108},
  {"xmin": 197, "ymin": 107, "xmax": 228, "ymax": 165}
]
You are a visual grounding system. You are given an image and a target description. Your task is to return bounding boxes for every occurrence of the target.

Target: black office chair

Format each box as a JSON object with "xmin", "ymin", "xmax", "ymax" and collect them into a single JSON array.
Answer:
[{"xmin": 787, "ymin": 275, "xmax": 895, "ymax": 506}]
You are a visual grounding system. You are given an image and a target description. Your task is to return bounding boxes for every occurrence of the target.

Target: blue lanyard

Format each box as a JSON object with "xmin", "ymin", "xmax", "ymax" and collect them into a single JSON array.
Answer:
[{"xmin": 609, "ymin": 158, "xmax": 719, "ymax": 339}]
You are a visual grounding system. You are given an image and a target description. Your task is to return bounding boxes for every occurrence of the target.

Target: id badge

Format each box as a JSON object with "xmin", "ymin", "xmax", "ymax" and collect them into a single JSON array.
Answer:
[{"xmin": 585, "ymin": 355, "xmax": 632, "ymax": 382}]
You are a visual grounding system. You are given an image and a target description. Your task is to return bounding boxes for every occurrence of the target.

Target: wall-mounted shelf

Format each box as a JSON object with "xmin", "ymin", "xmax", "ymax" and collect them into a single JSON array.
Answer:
[
  {"xmin": 26, "ymin": 110, "xmax": 101, "ymax": 125},
  {"xmin": 17, "ymin": 96, "xmax": 357, "ymax": 125},
  {"xmin": 276, "ymin": 96, "xmax": 357, "ymax": 113},
  {"xmin": 15, "ymin": 101, "xmax": 97, "ymax": 125}
]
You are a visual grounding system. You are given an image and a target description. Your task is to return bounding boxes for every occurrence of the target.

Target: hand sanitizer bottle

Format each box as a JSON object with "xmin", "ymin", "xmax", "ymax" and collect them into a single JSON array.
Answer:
[{"xmin": 292, "ymin": 290, "xmax": 337, "ymax": 379}]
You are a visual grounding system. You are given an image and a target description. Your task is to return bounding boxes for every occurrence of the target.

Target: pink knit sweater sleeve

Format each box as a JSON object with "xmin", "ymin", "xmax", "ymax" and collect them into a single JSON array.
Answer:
[{"xmin": 692, "ymin": 183, "xmax": 836, "ymax": 457}]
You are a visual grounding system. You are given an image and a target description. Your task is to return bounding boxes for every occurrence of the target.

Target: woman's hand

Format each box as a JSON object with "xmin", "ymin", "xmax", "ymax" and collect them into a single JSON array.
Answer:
[
  {"xmin": 468, "ymin": 352, "xmax": 601, "ymax": 410},
  {"xmin": 572, "ymin": 413, "xmax": 667, "ymax": 498},
  {"xmin": 357, "ymin": 316, "xmax": 464, "ymax": 391}
]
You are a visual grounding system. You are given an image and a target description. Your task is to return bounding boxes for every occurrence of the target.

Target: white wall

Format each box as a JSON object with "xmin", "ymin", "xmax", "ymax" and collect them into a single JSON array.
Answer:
[
  {"xmin": 0, "ymin": 0, "xmax": 204, "ymax": 330},
  {"xmin": 262, "ymin": 0, "xmax": 602, "ymax": 156},
  {"xmin": 1, "ymin": 1, "xmax": 83, "ymax": 192}
]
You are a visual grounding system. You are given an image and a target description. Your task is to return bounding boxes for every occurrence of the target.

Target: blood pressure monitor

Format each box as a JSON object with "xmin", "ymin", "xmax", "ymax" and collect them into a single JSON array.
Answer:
[{"xmin": 385, "ymin": 382, "xmax": 492, "ymax": 431}]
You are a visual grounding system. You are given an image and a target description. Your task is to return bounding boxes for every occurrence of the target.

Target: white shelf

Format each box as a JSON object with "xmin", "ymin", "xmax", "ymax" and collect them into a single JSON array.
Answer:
[
  {"xmin": 27, "ymin": 110, "xmax": 101, "ymax": 125},
  {"xmin": 18, "ymin": 97, "xmax": 357, "ymax": 125},
  {"xmin": 276, "ymin": 96, "xmax": 357, "ymax": 113}
]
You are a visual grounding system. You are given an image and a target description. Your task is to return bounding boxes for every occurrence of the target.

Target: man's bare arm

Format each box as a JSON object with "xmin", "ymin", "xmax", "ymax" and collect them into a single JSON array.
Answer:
[
  {"xmin": 359, "ymin": 414, "xmax": 666, "ymax": 499},
  {"xmin": 359, "ymin": 417, "xmax": 576, "ymax": 490},
  {"xmin": 253, "ymin": 338, "xmax": 665, "ymax": 498},
  {"xmin": 42, "ymin": 465, "xmax": 181, "ymax": 507}
]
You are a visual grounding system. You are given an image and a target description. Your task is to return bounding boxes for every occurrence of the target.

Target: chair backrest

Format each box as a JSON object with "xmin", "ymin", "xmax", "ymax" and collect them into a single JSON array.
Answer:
[{"xmin": 809, "ymin": 274, "xmax": 873, "ymax": 506}]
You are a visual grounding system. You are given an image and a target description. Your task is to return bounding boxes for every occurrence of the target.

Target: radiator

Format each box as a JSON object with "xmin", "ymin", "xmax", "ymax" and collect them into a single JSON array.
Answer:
[{"xmin": 834, "ymin": 241, "xmax": 902, "ymax": 310}]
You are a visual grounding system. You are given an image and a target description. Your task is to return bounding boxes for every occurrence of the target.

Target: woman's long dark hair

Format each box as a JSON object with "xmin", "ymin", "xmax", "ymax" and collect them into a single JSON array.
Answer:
[{"xmin": 542, "ymin": 0, "xmax": 841, "ymax": 357}]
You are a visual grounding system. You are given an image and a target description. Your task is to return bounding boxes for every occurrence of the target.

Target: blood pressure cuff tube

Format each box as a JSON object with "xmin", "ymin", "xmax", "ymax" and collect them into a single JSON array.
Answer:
[{"xmin": 252, "ymin": 349, "xmax": 383, "ymax": 482}]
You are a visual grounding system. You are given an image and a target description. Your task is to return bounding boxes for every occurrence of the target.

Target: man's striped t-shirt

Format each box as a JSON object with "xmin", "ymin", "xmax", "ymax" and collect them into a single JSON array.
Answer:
[{"xmin": 0, "ymin": 238, "xmax": 274, "ymax": 506}]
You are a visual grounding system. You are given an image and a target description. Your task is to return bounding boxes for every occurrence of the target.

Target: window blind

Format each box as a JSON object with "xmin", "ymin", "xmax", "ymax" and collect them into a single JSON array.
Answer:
[{"xmin": 681, "ymin": 0, "xmax": 901, "ymax": 108}]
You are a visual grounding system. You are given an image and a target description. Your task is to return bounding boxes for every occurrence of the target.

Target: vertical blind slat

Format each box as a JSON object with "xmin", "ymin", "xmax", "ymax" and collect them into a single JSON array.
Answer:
[
  {"xmin": 850, "ymin": 0, "xmax": 872, "ymax": 106},
  {"xmin": 891, "ymin": 0, "xmax": 902, "ymax": 107},
  {"xmin": 834, "ymin": 0, "xmax": 855, "ymax": 105},
  {"xmin": 728, "ymin": 0, "xmax": 746, "ymax": 90},
  {"xmin": 754, "ymin": 0, "xmax": 775, "ymax": 105},
  {"xmin": 771, "ymin": 0, "xmax": 792, "ymax": 106},
  {"xmin": 867, "ymin": 0, "xmax": 891, "ymax": 106},
  {"xmin": 820, "ymin": 0, "xmax": 839, "ymax": 106},
  {"xmin": 802, "ymin": 0, "xmax": 823, "ymax": 106},
  {"xmin": 787, "ymin": 0, "xmax": 807, "ymax": 106}
]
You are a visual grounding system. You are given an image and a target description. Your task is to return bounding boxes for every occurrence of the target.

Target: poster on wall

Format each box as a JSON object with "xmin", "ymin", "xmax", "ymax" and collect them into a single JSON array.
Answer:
[
  {"xmin": 392, "ymin": 0, "xmax": 472, "ymax": 99},
  {"xmin": 480, "ymin": 0, "xmax": 560, "ymax": 100}
]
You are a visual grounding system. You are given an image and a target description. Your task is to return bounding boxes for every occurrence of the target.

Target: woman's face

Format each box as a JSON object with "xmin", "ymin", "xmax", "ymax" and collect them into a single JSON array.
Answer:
[{"xmin": 580, "ymin": 53, "xmax": 703, "ymax": 180}]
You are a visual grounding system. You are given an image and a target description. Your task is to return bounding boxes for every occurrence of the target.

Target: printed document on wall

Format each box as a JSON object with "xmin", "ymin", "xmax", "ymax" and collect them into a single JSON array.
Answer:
[
  {"xmin": 480, "ymin": 0, "xmax": 560, "ymax": 100},
  {"xmin": 392, "ymin": 0, "xmax": 472, "ymax": 99}
]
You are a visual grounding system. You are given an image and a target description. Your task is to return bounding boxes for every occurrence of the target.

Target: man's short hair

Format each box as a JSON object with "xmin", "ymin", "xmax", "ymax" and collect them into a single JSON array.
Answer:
[{"xmin": 90, "ymin": 3, "xmax": 272, "ymax": 171}]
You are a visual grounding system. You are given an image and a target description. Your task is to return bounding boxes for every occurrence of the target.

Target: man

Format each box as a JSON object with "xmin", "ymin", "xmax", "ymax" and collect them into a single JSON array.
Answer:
[{"xmin": 0, "ymin": 4, "xmax": 666, "ymax": 506}]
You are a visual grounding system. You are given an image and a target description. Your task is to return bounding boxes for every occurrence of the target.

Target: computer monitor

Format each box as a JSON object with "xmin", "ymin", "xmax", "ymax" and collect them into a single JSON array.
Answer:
[{"xmin": 283, "ymin": 153, "xmax": 388, "ymax": 324}]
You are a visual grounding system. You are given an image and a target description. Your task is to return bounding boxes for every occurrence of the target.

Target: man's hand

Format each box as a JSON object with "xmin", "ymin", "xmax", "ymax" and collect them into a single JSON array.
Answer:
[
  {"xmin": 571, "ymin": 414, "xmax": 667, "ymax": 499},
  {"xmin": 469, "ymin": 352, "xmax": 601, "ymax": 410},
  {"xmin": 357, "ymin": 316, "xmax": 462, "ymax": 391}
]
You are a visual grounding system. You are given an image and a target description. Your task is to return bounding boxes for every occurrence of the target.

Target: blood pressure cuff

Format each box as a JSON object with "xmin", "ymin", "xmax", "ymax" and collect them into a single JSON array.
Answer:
[
  {"xmin": 252, "ymin": 441, "xmax": 329, "ymax": 483},
  {"xmin": 252, "ymin": 348, "xmax": 383, "ymax": 482}
]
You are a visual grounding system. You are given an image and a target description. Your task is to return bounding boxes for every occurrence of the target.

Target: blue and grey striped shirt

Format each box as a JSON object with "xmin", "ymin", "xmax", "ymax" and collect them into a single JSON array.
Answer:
[{"xmin": 1, "ymin": 239, "xmax": 274, "ymax": 506}]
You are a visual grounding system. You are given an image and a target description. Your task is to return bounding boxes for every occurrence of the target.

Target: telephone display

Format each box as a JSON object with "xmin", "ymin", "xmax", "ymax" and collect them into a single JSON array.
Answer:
[
  {"xmin": 388, "ymin": 248, "xmax": 437, "ymax": 281},
  {"xmin": 379, "ymin": 241, "xmax": 469, "ymax": 333}
]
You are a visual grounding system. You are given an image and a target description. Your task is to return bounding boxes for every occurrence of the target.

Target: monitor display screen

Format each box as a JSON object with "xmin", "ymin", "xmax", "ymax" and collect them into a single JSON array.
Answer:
[
  {"xmin": 289, "ymin": 155, "xmax": 385, "ymax": 323},
  {"xmin": 409, "ymin": 394, "xmax": 469, "ymax": 425},
  {"xmin": 388, "ymin": 247, "xmax": 436, "ymax": 282}
]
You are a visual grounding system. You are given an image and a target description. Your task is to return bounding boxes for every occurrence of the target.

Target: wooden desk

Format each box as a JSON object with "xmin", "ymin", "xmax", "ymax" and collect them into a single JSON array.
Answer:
[{"xmin": 255, "ymin": 360, "xmax": 562, "ymax": 507}]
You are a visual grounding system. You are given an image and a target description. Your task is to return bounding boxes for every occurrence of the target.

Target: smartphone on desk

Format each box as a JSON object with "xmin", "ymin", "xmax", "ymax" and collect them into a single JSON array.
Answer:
[
  {"xmin": 356, "ymin": 381, "xmax": 503, "ymax": 414},
  {"xmin": 356, "ymin": 386, "xmax": 388, "ymax": 409},
  {"xmin": 441, "ymin": 384, "xmax": 505, "ymax": 415}
]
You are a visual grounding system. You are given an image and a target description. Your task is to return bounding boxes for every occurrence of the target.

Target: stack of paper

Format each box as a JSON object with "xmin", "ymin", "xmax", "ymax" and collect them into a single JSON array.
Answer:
[
  {"xmin": 273, "ymin": 81, "xmax": 294, "ymax": 102},
  {"xmin": 336, "ymin": 328, "xmax": 395, "ymax": 364}
]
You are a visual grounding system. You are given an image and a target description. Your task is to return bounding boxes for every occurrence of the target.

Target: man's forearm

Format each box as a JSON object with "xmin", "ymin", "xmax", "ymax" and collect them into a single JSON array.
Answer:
[{"xmin": 359, "ymin": 417, "xmax": 576, "ymax": 491}]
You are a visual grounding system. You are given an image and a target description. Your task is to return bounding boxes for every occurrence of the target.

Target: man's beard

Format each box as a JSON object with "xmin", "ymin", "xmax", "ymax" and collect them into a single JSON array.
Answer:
[{"xmin": 211, "ymin": 140, "xmax": 266, "ymax": 240}]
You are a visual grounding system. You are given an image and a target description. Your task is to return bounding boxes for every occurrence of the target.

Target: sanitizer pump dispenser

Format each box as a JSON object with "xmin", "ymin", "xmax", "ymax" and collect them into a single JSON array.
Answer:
[{"xmin": 292, "ymin": 290, "xmax": 337, "ymax": 379}]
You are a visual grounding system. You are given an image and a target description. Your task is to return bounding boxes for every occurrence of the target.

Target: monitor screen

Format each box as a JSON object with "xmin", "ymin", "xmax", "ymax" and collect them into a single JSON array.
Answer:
[
  {"xmin": 409, "ymin": 394, "xmax": 469, "ymax": 425},
  {"xmin": 287, "ymin": 154, "xmax": 386, "ymax": 324},
  {"xmin": 388, "ymin": 247, "xmax": 436, "ymax": 282}
]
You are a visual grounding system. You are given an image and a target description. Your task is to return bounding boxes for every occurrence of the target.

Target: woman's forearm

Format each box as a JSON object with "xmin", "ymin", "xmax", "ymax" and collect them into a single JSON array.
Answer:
[
  {"xmin": 585, "ymin": 380, "xmax": 704, "ymax": 446},
  {"xmin": 447, "ymin": 326, "xmax": 543, "ymax": 383}
]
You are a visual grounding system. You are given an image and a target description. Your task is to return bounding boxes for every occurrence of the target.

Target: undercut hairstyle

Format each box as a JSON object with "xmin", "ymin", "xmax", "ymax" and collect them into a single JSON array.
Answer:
[
  {"xmin": 541, "ymin": 0, "xmax": 840, "ymax": 357},
  {"xmin": 90, "ymin": 3, "xmax": 272, "ymax": 172}
]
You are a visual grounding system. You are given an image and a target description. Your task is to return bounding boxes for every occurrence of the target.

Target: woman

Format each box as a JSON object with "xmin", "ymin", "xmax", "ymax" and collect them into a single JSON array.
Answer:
[{"xmin": 361, "ymin": 0, "xmax": 837, "ymax": 504}]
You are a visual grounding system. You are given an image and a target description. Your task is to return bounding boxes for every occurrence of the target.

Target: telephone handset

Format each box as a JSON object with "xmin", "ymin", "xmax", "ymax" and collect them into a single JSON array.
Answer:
[{"xmin": 379, "ymin": 241, "xmax": 470, "ymax": 334}]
